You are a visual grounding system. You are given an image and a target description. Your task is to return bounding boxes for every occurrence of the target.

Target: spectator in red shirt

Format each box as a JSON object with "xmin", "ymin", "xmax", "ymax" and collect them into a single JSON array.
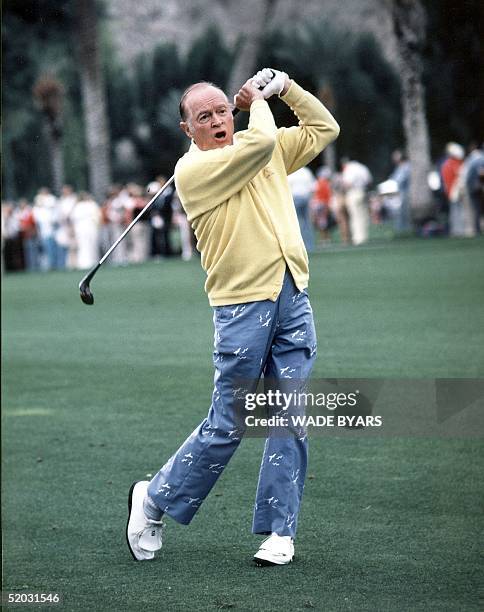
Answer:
[
  {"xmin": 441, "ymin": 142, "xmax": 465, "ymax": 236},
  {"xmin": 441, "ymin": 142, "xmax": 464, "ymax": 198},
  {"xmin": 18, "ymin": 198, "xmax": 40, "ymax": 271},
  {"xmin": 310, "ymin": 166, "xmax": 334, "ymax": 244}
]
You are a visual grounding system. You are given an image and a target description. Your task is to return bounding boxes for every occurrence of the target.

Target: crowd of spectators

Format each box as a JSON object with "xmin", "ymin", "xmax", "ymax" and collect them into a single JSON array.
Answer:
[
  {"xmin": 1, "ymin": 177, "xmax": 196, "ymax": 273},
  {"xmin": 2, "ymin": 143, "xmax": 483, "ymax": 272},
  {"xmin": 290, "ymin": 142, "xmax": 484, "ymax": 251}
]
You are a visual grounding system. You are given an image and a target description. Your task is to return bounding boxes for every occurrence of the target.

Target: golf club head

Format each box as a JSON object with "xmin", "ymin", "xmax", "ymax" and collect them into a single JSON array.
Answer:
[
  {"xmin": 79, "ymin": 280, "xmax": 94, "ymax": 305},
  {"xmin": 78, "ymin": 263, "xmax": 100, "ymax": 305}
]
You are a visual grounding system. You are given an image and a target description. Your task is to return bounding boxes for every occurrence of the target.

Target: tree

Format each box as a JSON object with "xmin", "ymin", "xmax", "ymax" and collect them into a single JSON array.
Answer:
[
  {"xmin": 318, "ymin": 83, "xmax": 337, "ymax": 172},
  {"xmin": 2, "ymin": 0, "xmax": 75, "ymax": 199},
  {"xmin": 184, "ymin": 26, "xmax": 235, "ymax": 88},
  {"xmin": 225, "ymin": 0, "xmax": 280, "ymax": 97},
  {"xmin": 263, "ymin": 23, "xmax": 402, "ymax": 180},
  {"xmin": 388, "ymin": 0, "xmax": 433, "ymax": 221},
  {"xmin": 33, "ymin": 75, "xmax": 65, "ymax": 195},
  {"xmin": 422, "ymin": 0, "xmax": 482, "ymax": 155},
  {"xmin": 74, "ymin": 0, "xmax": 111, "ymax": 202}
]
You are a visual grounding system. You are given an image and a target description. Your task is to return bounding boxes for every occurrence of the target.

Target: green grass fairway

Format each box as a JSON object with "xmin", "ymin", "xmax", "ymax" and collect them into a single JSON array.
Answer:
[{"xmin": 2, "ymin": 237, "xmax": 484, "ymax": 611}]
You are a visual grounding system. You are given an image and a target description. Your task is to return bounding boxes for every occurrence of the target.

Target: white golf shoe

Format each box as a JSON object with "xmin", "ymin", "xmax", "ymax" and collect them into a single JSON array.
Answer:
[
  {"xmin": 126, "ymin": 480, "xmax": 164, "ymax": 561},
  {"xmin": 253, "ymin": 533, "xmax": 295, "ymax": 566}
]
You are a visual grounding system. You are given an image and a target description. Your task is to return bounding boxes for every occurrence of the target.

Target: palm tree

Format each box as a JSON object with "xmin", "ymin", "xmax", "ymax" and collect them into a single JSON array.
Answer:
[
  {"xmin": 33, "ymin": 75, "xmax": 65, "ymax": 195},
  {"xmin": 74, "ymin": 0, "xmax": 111, "ymax": 203}
]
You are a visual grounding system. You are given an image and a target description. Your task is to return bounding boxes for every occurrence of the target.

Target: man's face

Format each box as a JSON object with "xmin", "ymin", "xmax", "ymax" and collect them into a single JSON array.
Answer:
[{"xmin": 180, "ymin": 85, "xmax": 234, "ymax": 151}]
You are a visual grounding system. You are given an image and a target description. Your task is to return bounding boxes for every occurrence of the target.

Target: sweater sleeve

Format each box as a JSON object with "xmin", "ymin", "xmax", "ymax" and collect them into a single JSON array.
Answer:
[
  {"xmin": 277, "ymin": 81, "xmax": 340, "ymax": 175},
  {"xmin": 175, "ymin": 100, "xmax": 277, "ymax": 221}
]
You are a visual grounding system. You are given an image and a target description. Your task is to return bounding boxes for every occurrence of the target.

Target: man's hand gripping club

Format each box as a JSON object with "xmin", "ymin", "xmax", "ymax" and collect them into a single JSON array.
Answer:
[
  {"xmin": 251, "ymin": 68, "xmax": 290, "ymax": 98},
  {"xmin": 234, "ymin": 68, "xmax": 291, "ymax": 112}
]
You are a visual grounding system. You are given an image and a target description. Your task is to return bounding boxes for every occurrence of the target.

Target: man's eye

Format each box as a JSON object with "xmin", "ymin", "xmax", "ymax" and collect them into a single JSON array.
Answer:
[{"xmin": 218, "ymin": 108, "xmax": 227, "ymax": 115}]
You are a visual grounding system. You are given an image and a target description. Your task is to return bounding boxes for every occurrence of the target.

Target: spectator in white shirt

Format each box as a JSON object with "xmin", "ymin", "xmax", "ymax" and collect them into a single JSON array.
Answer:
[
  {"xmin": 32, "ymin": 187, "xmax": 59, "ymax": 270},
  {"xmin": 70, "ymin": 192, "xmax": 101, "ymax": 270},
  {"xmin": 341, "ymin": 159, "xmax": 372, "ymax": 245},
  {"xmin": 287, "ymin": 166, "xmax": 316, "ymax": 252}
]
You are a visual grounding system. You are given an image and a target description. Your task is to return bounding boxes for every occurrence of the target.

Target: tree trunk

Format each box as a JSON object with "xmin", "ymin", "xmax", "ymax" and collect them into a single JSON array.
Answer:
[
  {"xmin": 3, "ymin": 140, "xmax": 16, "ymax": 200},
  {"xmin": 74, "ymin": 0, "xmax": 111, "ymax": 203},
  {"xmin": 319, "ymin": 83, "xmax": 337, "ymax": 172},
  {"xmin": 226, "ymin": 0, "xmax": 279, "ymax": 97},
  {"xmin": 43, "ymin": 120, "xmax": 64, "ymax": 196},
  {"xmin": 51, "ymin": 136, "xmax": 64, "ymax": 196},
  {"xmin": 391, "ymin": 0, "xmax": 434, "ymax": 222}
]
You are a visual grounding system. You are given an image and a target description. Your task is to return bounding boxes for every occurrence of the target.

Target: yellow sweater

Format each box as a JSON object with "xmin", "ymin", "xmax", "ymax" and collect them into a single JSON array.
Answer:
[{"xmin": 174, "ymin": 81, "xmax": 340, "ymax": 306}]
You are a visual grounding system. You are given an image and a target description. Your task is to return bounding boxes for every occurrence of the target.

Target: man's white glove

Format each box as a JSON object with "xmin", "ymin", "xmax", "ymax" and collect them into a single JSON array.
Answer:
[{"xmin": 251, "ymin": 68, "xmax": 286, "ymax": 99}]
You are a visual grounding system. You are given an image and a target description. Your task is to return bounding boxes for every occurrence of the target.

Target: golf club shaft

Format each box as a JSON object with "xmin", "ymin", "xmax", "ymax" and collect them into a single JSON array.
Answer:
[{"xmin": 99, "ymin": 175, "xmax": 175, "ymax": 265}]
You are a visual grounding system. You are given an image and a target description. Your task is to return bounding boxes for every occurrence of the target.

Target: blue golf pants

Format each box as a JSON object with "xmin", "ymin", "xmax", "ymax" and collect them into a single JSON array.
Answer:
[{"xmin": 148, "ymin": 269, "xmax": 317, "ymax": 538}]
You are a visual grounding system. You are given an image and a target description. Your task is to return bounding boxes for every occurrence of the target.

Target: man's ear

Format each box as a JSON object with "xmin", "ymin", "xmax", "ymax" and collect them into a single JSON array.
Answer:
[{"xmin": 180, "ymin": 121, "xmax": 192, "ymax": 139}]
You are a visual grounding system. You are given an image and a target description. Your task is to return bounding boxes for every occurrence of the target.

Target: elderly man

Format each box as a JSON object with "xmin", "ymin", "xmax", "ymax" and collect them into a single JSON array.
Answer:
[{"xmin": 127, "ymin": 68, "xmax": 339, "ymax": 566}]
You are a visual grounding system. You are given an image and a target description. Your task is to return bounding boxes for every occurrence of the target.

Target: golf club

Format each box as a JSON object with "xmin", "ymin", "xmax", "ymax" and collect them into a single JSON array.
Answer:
[
  {"xmin": 79, "ymin": 71, "xmax": 275, "ymax": 305},
  {"xmin": 79, "ymin": 176, "xmax": 175, "ymax": 304}
]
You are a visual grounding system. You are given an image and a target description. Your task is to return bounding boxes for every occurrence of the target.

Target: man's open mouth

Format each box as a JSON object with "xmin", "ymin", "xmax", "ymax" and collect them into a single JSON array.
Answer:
[{"xmin": 214, "ymin": 130, "xmax": 226, "ymax": 140}]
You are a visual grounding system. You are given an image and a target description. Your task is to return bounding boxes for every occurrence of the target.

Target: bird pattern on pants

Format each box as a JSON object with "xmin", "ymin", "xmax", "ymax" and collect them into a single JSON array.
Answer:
[{"xmin": 148, "ymin": 269, "xmax": 316, "ymax": 537}]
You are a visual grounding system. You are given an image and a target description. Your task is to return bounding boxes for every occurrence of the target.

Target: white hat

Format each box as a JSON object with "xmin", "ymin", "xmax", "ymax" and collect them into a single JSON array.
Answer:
[
  {"xmin": 446, "ymin": 142, "xmax": 464, "ymax": 160},
  {"xmin": 146, "ymin": 181, "xmax": 161, "ymax": 194}
]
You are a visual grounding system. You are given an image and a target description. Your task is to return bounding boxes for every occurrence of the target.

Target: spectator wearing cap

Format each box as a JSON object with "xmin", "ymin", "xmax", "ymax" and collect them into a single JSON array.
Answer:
[
  {"xmin": 449, "ymin": 143, "xmax": 484, "ymax": 237},
  {"xmin": 441, "ymin": 143, "xmax": 465, "ymax": 196},
  {"xmin": 441, "ymin": 142, "xmax": 466, "ymax": 236}
]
